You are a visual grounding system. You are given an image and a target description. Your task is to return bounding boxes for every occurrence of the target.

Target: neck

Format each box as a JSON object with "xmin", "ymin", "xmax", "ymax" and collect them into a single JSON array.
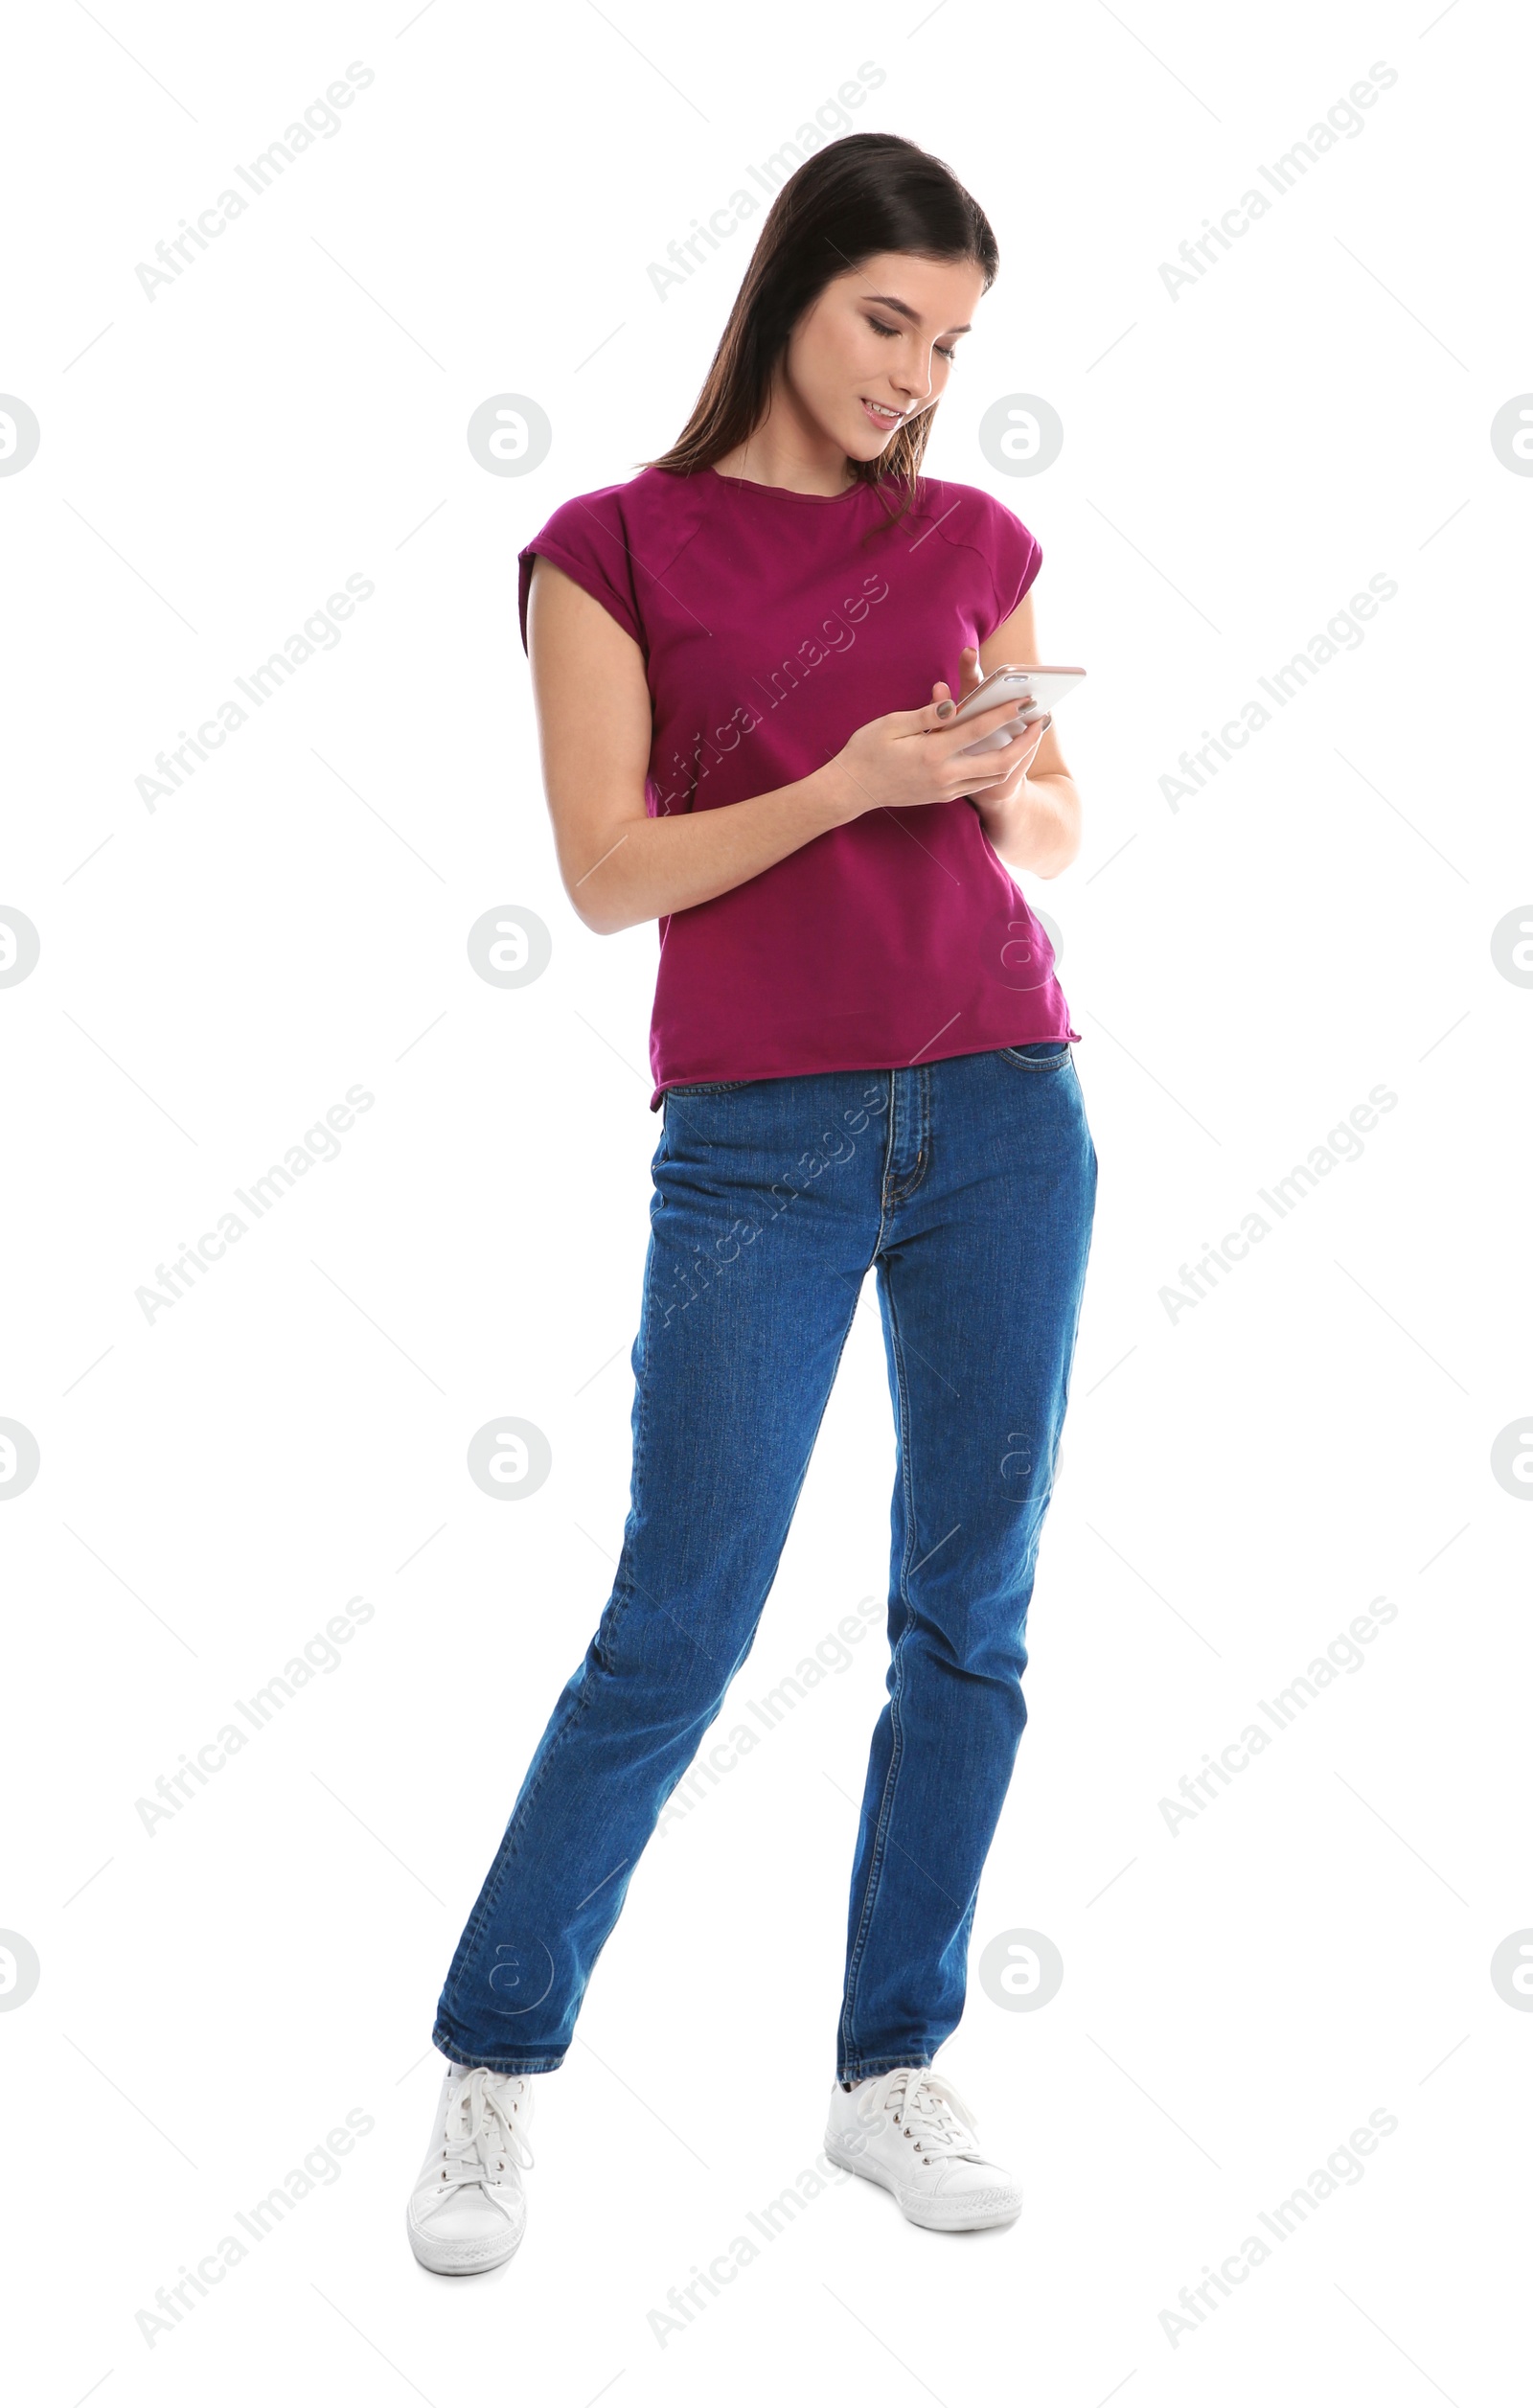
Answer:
[{"xmin": 712, "ymin": 401, "xmax": 857, "ymax": 496}]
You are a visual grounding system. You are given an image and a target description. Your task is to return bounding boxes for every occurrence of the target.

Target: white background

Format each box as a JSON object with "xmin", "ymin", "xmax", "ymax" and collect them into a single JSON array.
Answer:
[{"xmin": 3, "ymin": 1, "xmax": 1529, "ymax": 2401}]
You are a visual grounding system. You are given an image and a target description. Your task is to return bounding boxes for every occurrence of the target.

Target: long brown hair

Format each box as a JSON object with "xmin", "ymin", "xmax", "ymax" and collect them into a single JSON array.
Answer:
[{"xmin": 640, "ymin": 132, "xmax": 998, "ymax": 534}]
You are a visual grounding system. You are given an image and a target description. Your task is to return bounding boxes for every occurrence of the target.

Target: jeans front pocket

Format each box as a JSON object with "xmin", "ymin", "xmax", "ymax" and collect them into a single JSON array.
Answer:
[{"xmin": 997, "ymin": 1041, "xmax": 1073, "ymax": 1073}]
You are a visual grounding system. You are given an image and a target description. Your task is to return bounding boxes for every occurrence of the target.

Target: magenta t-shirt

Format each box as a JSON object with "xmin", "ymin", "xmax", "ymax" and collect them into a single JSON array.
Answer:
[{"xmin": 516, "ymin": 464, "xmax": 1080, "ymax": 1110}]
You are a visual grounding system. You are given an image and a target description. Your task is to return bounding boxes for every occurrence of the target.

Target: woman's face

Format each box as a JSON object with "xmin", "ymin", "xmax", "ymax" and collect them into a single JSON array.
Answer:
[{"xmin": 783, "ymin": 250, "xmax": 988, "ymax": 462}]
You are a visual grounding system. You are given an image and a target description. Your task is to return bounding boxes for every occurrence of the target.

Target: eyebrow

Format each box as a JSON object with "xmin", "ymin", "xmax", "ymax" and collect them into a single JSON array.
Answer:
[{"xmin": 861, "ymin": 291, "xmax": 972, "ymax": 336}]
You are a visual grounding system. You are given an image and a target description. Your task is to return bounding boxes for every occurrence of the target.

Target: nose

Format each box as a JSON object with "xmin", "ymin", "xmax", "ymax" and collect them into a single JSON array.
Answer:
[{"xmin": 895, "ymin": 354, "xmax": 940, "ymax": 405}]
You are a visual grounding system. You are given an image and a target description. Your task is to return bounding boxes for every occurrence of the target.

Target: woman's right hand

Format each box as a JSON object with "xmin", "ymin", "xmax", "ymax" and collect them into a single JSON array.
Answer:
[{"xmin": 821, "ymin": 687, "xmax": 1032, "ymax": 822}]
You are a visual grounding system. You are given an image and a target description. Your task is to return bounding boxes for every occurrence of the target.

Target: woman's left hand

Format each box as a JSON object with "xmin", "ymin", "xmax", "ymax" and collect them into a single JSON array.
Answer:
[{"xmin": 930, "ymin": 646, "xmax": 1050, "ymax": 804}]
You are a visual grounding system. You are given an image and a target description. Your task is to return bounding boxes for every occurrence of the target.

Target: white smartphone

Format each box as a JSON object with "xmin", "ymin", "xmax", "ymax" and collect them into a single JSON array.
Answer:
[{"xmin": 950, "ymin": 664, "xmax": 1087, "ymax": 755}]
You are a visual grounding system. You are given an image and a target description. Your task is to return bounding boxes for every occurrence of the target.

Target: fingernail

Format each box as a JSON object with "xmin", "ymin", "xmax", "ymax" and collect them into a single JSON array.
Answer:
[
  {"xmin": 936, "ymin": 700, "xmax": 954, "ymax": 718},
  {"xmin": 1037, "ymin": 712, "xmax": 1053, "ymax": 733}
]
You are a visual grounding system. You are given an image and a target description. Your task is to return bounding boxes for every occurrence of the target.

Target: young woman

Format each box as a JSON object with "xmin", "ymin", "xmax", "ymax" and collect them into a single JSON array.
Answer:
[{"xmin": 407, "ymin": 130, "xmax": 1097, "ymax": 2273}]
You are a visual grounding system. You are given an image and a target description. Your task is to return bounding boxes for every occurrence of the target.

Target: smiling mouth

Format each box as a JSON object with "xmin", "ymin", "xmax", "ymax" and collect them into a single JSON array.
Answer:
[{"xmin": 860, "ymin": 398, "xmax": 904, "ymax": 424}]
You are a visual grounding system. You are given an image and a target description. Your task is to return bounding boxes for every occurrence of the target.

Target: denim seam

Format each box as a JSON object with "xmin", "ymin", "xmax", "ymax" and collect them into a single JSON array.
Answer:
[
  {"xmin": 836, "ymin": 2051, "xmax": 935, "ymax": 2080},
  {"xmin": 441, "ymin": 1223, "xmax": 662, "ymax": 2039},
  {"xmin": 430, "ymin": 2041, "xmax": 567, "ymax": 2075},
  {"xmin": 870, "ymin": 1069, "xmax": 898, "ymax": 1250},
  {"xmin": 838, "ymin": 1252, "xmax": 920, "ymax": 2068},
  {"xmin": 439, "ymin": 1666, "xmax": 602, "ymax": 2029},
  {"xmin": 1049, "ymin": 1137, "xmax": 1097, "ymax": 1483},
  {"xmin": 884, "ymin": 1062, "xmax": 932, "ymax": 1204},
  {"xmin": 599, "ymin": 1167, "xmax": 663, "ymax": 1659}
]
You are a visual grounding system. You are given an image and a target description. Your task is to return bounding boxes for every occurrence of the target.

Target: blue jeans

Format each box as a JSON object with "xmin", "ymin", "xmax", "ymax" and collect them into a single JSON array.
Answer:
[{"xmin": 433, "ymin": 1042, "xmax": 1097, "ymax": 2079}]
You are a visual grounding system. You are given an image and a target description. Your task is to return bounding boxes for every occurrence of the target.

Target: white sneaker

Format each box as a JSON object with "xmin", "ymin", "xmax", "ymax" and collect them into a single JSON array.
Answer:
[
  {"xmin": 405, "ymin": 2057, "xmax": 536, "ymax": 2274},
  {"xmin": 824, "ymin": 2066, "xmax": 1021, "ymax": 2232}
]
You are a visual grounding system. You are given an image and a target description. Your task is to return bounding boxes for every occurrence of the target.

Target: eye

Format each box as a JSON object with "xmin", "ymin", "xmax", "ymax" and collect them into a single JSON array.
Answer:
[{"xmin": 867, "ymin": 317, "xmax": 959, "ymax": 365}]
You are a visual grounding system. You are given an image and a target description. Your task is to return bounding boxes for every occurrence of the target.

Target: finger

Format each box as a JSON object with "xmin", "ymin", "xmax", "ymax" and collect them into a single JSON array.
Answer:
[
  {"xmin": 956, "ymin": 716, "xmax": 1049, "ymax": 796},
  {"xmin": 1011, "ymin": 714, "xmax": 1051, "ymax": 764},
  {"xmin": 933, "ymin": 697, "xmax": 1033, "ymax": 748},
  {"xmin": 950, "ymin": 740, "xmax": 1019, "ymax": 784},
  {"xmin": 893, "ymin": 692, "xmax": 1026, "ymax": 738},
  {"xmin": 886, "ymin": 694, "xmax": 983, "ymax": 736},
  {"xmin": 950, "ymin": 697, "xmax": 1031, "ymax": 729},
  {"xmin": 931, "ymin": 678, "xmax": 955, "ymax": 720},
  {"xmin": 992, "ymin": 718, "xmax": 1048, "ymax": 777}
]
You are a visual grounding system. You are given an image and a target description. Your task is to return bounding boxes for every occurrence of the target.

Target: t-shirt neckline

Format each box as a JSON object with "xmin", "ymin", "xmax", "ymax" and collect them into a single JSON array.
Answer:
[{"xmin": 703, "ymin": 464, "xmax": 868, "ymax": 505}]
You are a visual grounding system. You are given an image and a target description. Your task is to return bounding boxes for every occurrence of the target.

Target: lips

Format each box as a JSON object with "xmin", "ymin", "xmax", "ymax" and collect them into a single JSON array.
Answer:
[{"xmin": 860, "ymin": 399, "xmax": 904, "ymax": 424}]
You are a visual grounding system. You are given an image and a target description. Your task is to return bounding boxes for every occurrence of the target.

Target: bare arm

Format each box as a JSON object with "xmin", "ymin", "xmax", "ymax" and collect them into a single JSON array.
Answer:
[
  {"xmin": 526, "ymin": 555, "xmax": 1031, "ymax": 935},
  {"xmin": 958, "ymin": 585, "xmax": 1083, "ymax": 881}
]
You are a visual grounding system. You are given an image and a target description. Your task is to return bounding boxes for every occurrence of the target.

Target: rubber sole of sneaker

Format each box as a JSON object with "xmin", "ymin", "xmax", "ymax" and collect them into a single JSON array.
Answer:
[
  {"xmin": 405, "ymin": 2206, "xmax": 524, "ymax": 2276},
  {"xmin": 822, "ymin": 2134, "xmax": 1021, "ymax": 2231}
]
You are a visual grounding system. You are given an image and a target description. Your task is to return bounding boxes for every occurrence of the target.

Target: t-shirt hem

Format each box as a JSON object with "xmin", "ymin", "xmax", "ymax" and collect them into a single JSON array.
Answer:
[{"xmin": 649, "ymin": 1025, "xmax": 1083, "ymax": 1111}]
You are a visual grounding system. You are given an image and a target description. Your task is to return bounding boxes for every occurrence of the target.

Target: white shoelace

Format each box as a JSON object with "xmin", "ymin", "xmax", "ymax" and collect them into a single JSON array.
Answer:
[
  {"xmin": 859, "ymin": 2068, "xmax": 984, "ymax": 2163},
  {"xmin": 425, "ymin": 2068, "xmax": 535, "ymax": 2221}
]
